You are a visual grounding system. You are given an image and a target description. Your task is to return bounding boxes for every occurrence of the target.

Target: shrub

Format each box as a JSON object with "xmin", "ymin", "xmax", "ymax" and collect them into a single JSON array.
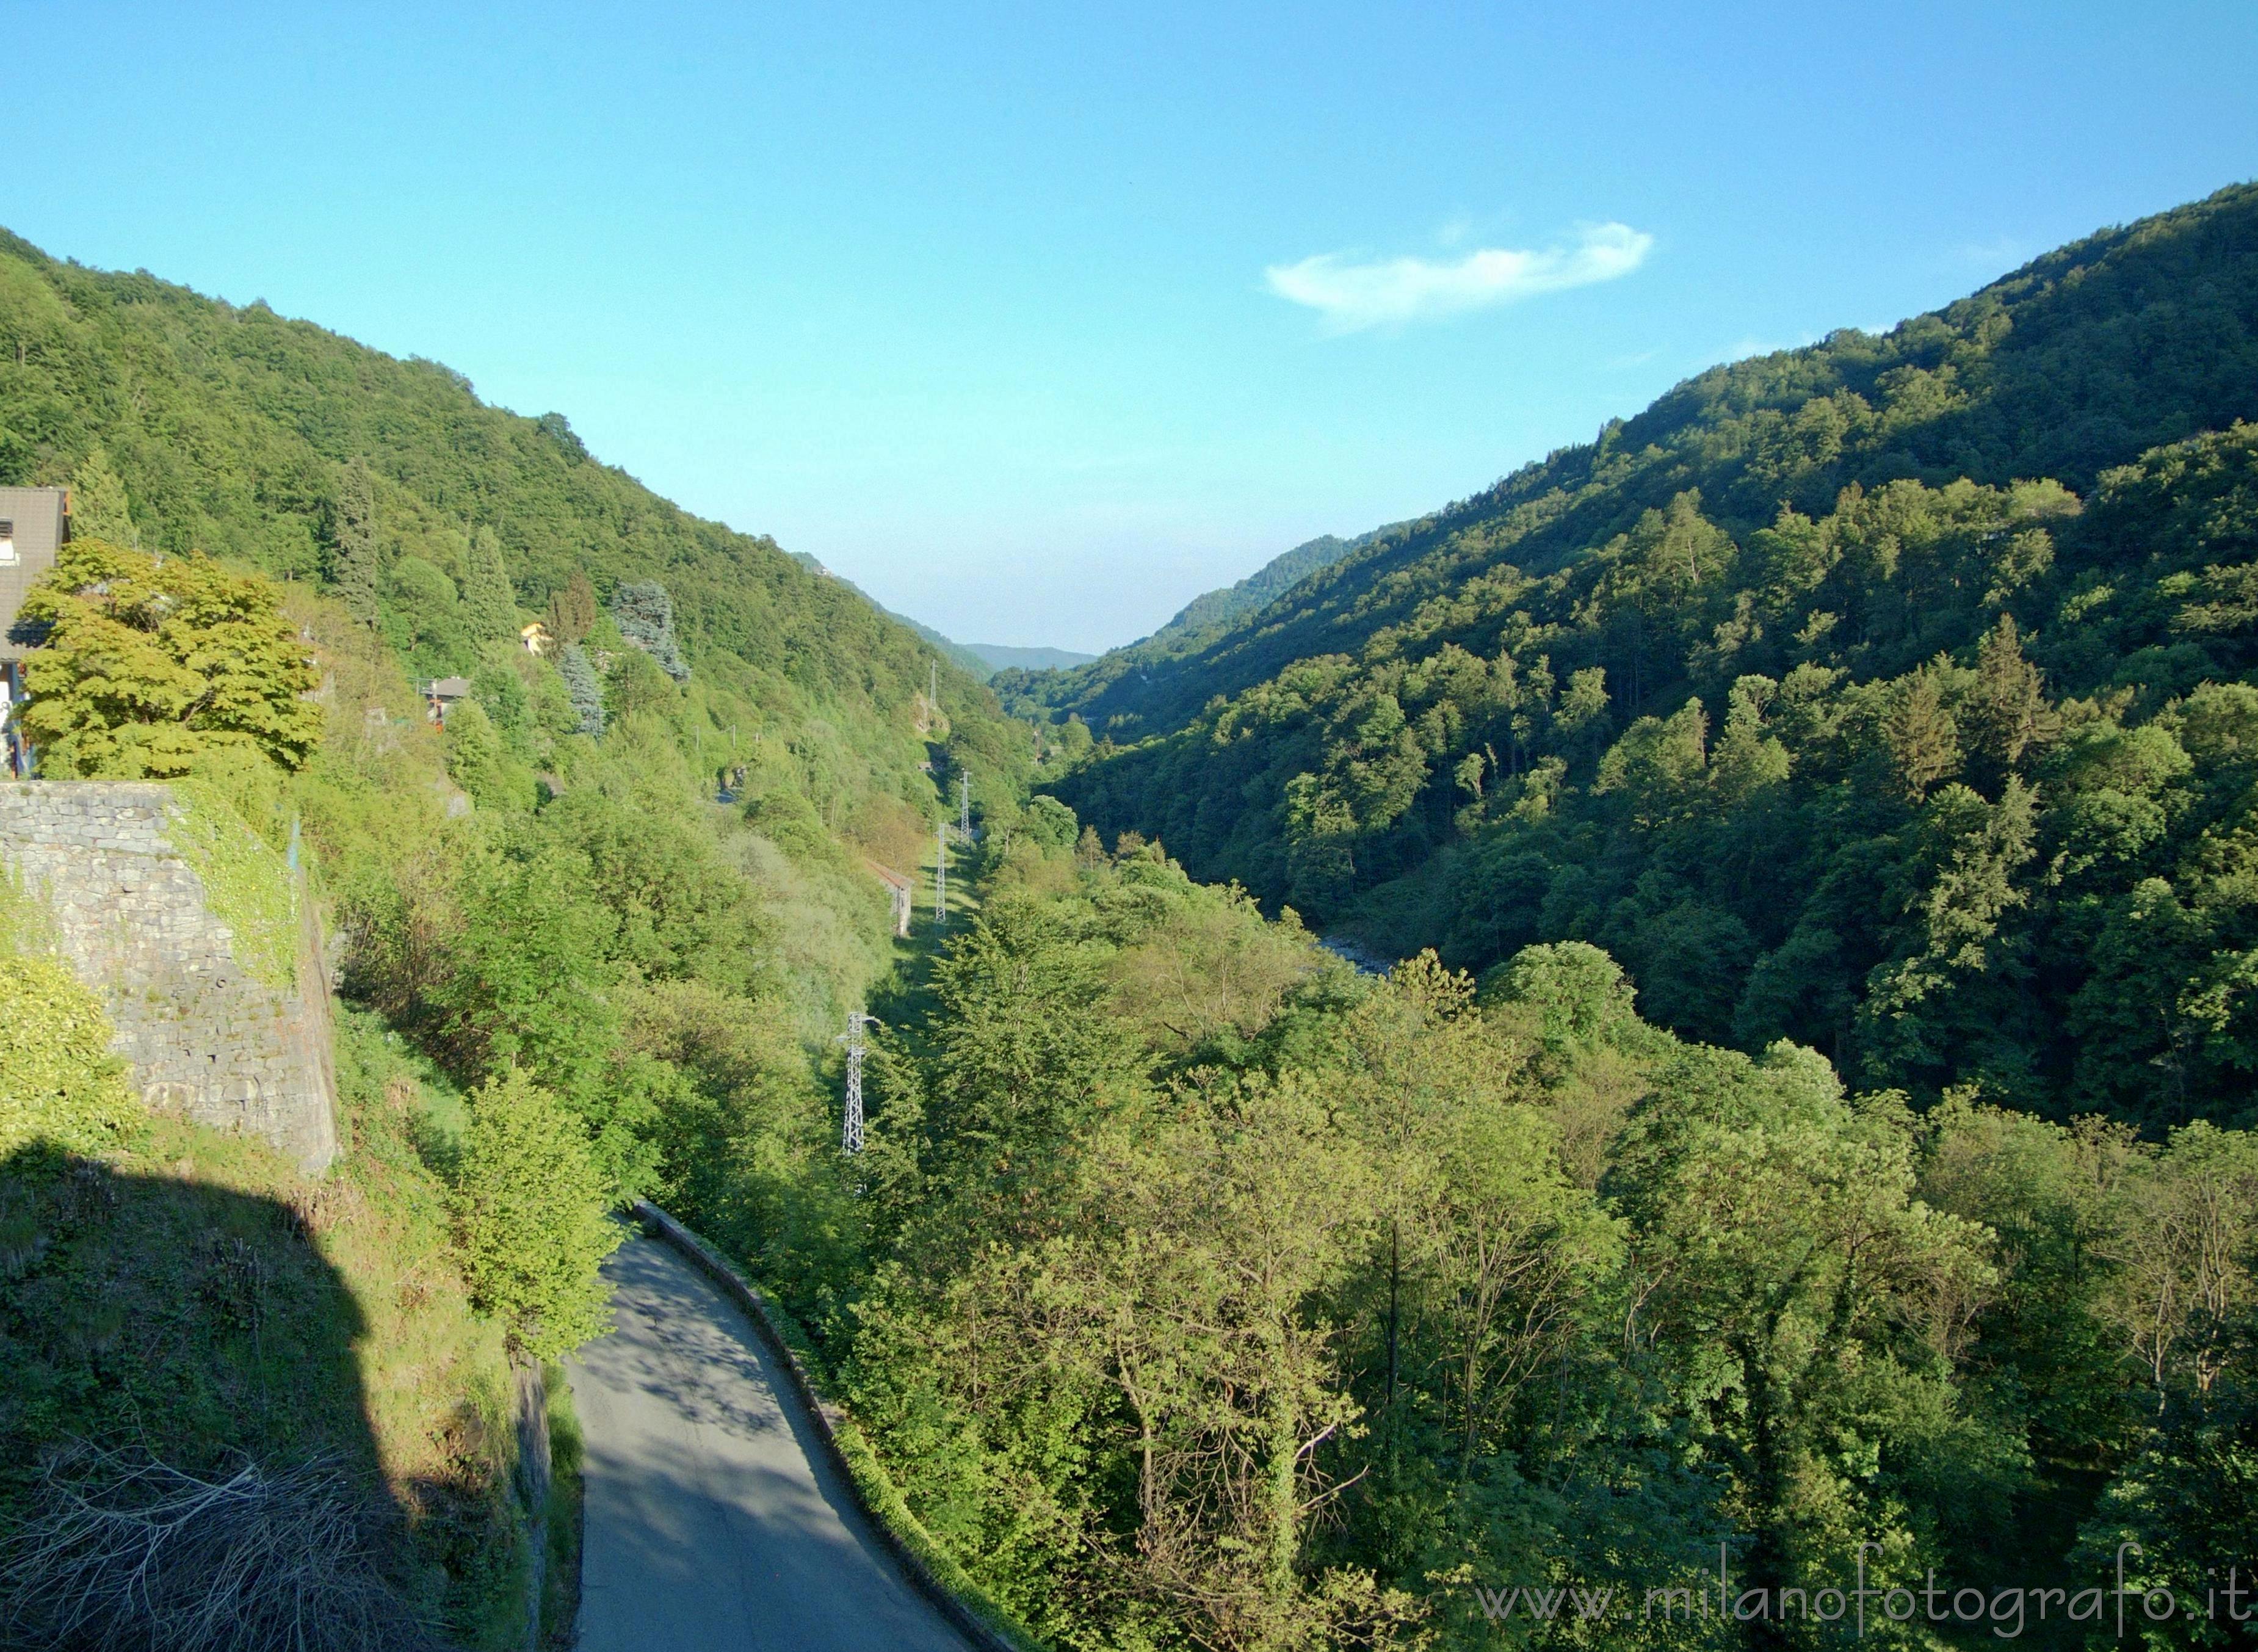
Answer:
[
  {"xmin": 453, "ymin": 1070, "xmax": 621, "ymax": 1362},
  {"xmin": 0, "ymin": 957, "xmax": 140, "ymax": 1157}
]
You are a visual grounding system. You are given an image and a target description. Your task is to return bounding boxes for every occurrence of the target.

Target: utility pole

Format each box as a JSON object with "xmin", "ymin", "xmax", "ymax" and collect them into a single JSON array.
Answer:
[
  {"xmin": 933, "ymin": 820, "xmax": 948, "ymax": 927},
  {"xmin": 835, "ymin": 1011, "xmax": 879, "ymax": 1154},
  {"xmin": 958, "ymin": 772, "xmax": 971, "ymax": 839}
]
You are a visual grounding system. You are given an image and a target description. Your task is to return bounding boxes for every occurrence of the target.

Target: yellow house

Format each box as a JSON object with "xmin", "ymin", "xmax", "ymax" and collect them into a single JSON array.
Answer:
[{"xmin": 520, "ymin": 620, "xmax": 553, "ymax": 657}]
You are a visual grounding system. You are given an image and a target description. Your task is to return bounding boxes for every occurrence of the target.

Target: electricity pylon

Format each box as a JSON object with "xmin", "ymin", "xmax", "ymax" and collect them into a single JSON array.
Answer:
[
  {"xmin": 933, "ymin": 819, "xmax": 948, "ymax": 927},
  {"xmin": 959, "ymin": 772, "xmax": 971, "ymax": 839},
  {"xmin": 836, "ymin": 1011, "xmax": 880, "ymax": 1154}
]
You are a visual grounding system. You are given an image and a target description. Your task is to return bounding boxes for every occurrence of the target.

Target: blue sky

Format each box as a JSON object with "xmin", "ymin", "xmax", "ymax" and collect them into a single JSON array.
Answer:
[{"xmin": 7, "ymin": 2, "xmax": 2257, "ymax": 652}]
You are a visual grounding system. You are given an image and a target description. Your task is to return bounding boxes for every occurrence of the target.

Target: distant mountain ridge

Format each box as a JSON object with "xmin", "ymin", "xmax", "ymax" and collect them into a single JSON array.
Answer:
[
  {"xmin": 964, "ymin": 642, "xmax": 1098, "ymax": 672},
  {"xmin": 1040, "ymin": 184, "xmax": 2258, "ymax": 753},
  {"xmin": 1151, "ymin": 524, "xmax": 1409, "ymax": 651},
  {"xmin": 993, "ymin": 521, "xmax": 1408, "ymax": 720},
  {"xmin": 783, "ymin": 551, "xmax": 1093, "ymax": 679}
]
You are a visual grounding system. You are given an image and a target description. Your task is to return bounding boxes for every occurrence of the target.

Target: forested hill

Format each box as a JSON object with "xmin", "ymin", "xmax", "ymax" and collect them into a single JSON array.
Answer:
[
  {"xmin": 0, "ymin": 225, "xmax": 1025, "ymax": 816},
  {"xmin": 1051, "ymin": 181, "xmax": 2258, "ymax": 1125},
  {"xmin": 994, "ymin": 521, "xmax": 1402, "ymax": 723},
  {"xmin": 1049, "ymin": 185, "xmax": 2258, "ymax": 745}
]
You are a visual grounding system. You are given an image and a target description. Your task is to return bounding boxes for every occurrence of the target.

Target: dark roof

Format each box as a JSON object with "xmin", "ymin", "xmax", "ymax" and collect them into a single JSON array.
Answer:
[{"xmin": 0, "ymin": 487, "xmax": 70, "ymax": 665}]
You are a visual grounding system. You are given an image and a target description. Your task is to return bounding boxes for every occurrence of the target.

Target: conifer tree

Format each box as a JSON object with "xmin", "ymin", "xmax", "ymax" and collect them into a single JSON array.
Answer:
[
  {"xmin": 559, "ymin": 642, "xmax": 605, "ymax": 737},
  {"xmin": 610, "ymin": 580, "xmax": 689, "ymax": 680},
  {"xmin": 460, "ymin": 525, "xmax": 518, "ymax": 645},
  {"xmin": 546, "ymin": 571, "xmax": 598, "ymax": 644},
  {"xmin": 331, "ymin": 458, "xmax": 379, "ymax": 627},
  {"xmin": 68, "ymin": 447, "xmax": 137, "ymax": 546}
]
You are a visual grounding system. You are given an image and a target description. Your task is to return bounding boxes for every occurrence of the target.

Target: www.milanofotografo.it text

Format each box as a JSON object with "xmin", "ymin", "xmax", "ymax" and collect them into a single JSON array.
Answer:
[{"xmin": 1457, "ymin": 1543, "xmax": 2257, "ymax": 1639}]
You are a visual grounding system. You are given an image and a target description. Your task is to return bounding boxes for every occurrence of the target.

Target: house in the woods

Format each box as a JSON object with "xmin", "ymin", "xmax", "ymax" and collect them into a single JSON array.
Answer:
[
  {"xmin": 0, "ymin": 487, "xmax": 71, "ymax": 773},
  {"xmin": 520, "ymin": 620, "xmax": 552, "ymax": 657},
  {"xmin": 422, "ymin": 676, "xmax": 472, "ymax": 723}
]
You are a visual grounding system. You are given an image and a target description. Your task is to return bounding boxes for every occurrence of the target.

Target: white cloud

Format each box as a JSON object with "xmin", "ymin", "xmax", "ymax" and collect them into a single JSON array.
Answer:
[{"xmin": 1265, "ymin": 222, "xmax": 1652, "ymax": 333}]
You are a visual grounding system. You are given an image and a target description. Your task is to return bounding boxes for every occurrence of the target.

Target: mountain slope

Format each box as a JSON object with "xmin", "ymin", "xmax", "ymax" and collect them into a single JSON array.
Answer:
[
  {"xmin": 0, "ymin": 228, "xmax": 1024, "ymax": 840},
  {"xmin": 1046, "ymin": 186, "xmax": 2258, "ymax": 746},
  {"xmin": 1048, "ymin": 182, "xmax": 2258, "ymax": 1123}
]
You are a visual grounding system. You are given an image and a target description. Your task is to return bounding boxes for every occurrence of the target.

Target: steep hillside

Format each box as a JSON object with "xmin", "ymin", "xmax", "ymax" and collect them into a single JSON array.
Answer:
[
  {"xmin": 1053, "ymin": 187, "xmax": 2258, "ymax": 747},
  {"xmin": 0, "ymin": 231, "xmax": 1036, "ymax": 1642},
  {"xmin": 1051, "ymin": 183, "xmax": 2258, "ymax": 1122},
  {"xmin": 0, "ymin": 228, "xmax": 1028, "ymax": 841}
]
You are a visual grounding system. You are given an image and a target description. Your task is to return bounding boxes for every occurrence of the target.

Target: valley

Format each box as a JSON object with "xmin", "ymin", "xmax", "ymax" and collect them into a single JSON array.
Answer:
[{"xmin": 2, "ymin": 183, "xmax": 2257, "ymax": 1652}]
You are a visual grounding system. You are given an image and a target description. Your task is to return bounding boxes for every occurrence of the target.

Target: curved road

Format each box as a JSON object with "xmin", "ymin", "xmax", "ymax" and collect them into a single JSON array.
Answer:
[{"xmin": 568, "ymin": 1237, "xmax": 972, "ymax": 1651}]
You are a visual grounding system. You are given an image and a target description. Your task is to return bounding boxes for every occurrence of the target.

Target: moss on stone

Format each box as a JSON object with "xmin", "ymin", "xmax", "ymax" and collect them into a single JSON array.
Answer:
[{"xmin": 165, "ymin": 781, "xmax": 299, "ymax": 993}]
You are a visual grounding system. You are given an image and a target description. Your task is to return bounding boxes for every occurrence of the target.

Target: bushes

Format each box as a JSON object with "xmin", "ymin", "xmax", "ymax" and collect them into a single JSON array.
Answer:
[
  {"xmin": 0, "ymin": 956, "xmax": 140, "ymax": 1158},
  {"xmin": 453, "ymin": 1070, "xmax": 621, "ymax": 1363}
]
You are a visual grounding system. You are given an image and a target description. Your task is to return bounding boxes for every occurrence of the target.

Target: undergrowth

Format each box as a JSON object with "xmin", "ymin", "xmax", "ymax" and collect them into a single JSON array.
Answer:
[{"xmin": 0, "ymin": 1005, "xmax": 537, "ymax": 1647}]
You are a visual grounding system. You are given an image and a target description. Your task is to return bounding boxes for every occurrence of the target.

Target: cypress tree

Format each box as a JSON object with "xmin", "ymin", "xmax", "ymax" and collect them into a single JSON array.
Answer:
[
  {"xmin": 331, "ymin": 458, "xmax": 379, "ymax": 627},
  {"xmin": 68, "ymin": 448, "xmax": 138, "ymax": 547},
  {"xmin": 461, "ymin": 526, "xmax": 518, "ymax": 645},
  {"xmin": 546, "ymin": 571, "xmax": 598, "ymax": 645}
]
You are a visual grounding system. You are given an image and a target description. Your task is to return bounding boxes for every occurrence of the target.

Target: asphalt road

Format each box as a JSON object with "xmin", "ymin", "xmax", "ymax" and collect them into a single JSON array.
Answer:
[{"xmin": 568, "ymin": 1237, "xmax": 972, "ymax": 1651}]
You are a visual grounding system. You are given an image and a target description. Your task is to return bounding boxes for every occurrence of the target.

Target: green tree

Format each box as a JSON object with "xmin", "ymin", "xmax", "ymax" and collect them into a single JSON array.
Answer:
[
  {"xmin": 381, "ymin": 554, "xmax": 468, "ymax": 674},
  {"xmin": 453, "ymin": 1068, "xmax": 621, "ymax": 1361},
  {"xmin": 17, "ymin": 540, "xmax": 322, "ymax": 778},
  {"xmin": 604, "ymin": 646, "xmax": 676, "ymax": 723},
  {"xmin": 330, "ymin": 458, "xmax": 379, "ymax": 626},
  {"xmin": 443, "ymin": 699, "xmax": 515, "ymax": 810},
  {"xmin": 546, "ymin": 571, "xmax": 598, "ymax": 645},
  {"xmin": 68, "ymin": 447, "xmax": 137, "ymax": 547},
  {"xmin": 1608, "ymin": 1045, "xmax": 2000, "ymax": 1618},
  {"xmin": 460, "ymin": 526, "xmax": 518, "ymax": 645},
  {"xmin": 610, "ymin": 579, "xmax": 689, "ymax": 681},
  {"xmin": 559, "ymin": 642, "xmax": 604, "ymax": 736}
]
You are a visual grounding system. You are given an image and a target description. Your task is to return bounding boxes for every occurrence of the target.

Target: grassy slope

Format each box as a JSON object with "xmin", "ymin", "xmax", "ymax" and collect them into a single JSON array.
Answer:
[{"xmin": 0, "ymin": 1009, "xmax": 539, "ymax": 1645}]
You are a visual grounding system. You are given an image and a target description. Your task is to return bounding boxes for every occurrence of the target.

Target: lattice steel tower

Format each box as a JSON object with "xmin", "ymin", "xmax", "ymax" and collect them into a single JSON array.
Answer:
[
  {"xmin": 959, "ymin": 773, "xmax": 971, "ymax": 839},
  {"xmin": 836, "ymin": 1011, "xmax": 879, "ymax": 1154},
  {"xmin": 933, "ymin": 819, "xmax": 948, "ymax": 927}
]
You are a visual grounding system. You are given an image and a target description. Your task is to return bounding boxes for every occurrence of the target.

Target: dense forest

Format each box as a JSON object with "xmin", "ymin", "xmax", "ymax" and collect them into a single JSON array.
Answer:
[
  {"xmin": 3, "ymin": 187, "xmax": 2257, "ymax": 1652},
  {"xmin": 1044, "ymin": 184, "xmax": 2258, "ymax": 1129}
]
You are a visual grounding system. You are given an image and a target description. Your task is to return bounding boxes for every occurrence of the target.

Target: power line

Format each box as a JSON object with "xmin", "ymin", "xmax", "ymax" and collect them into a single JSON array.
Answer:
[{"xmin": 836, "ymin": 1010, "xmax": 880, "ymax": 1154}]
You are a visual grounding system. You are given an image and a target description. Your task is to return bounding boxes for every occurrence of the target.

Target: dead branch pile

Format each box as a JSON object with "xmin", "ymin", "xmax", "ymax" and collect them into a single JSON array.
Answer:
[{"xmin": 0, "ymin": 1445, "xmax": 443, "ymax": 1651}]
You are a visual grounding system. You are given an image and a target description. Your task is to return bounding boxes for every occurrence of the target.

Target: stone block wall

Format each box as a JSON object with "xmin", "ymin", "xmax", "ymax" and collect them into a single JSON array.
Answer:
[{"xmin": 0, "ymin": 781, "xmax": 339, "ymax": 1172}]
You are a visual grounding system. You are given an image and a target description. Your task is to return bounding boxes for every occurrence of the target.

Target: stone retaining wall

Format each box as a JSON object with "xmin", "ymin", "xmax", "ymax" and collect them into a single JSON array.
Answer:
[{"xmin": 0, "ymin": 781, "xmax": 338, "ymax": 1172}]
